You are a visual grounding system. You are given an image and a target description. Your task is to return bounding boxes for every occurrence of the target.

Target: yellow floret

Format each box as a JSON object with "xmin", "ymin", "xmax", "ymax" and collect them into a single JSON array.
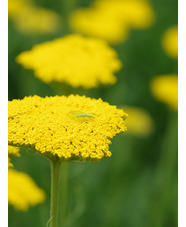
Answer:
[
  {"xmin": 8, "ymin": 169, "xmax": 45, "ymax": 211},
  {"xmin": 162, "ymin": 26, "xmax": 178, "ymax": 58},
  {"xmin": 8, "ymin": 95, "xmax": 127, "ymax": 161},
  {"xmin": 16, "ymin": 34, "xmax": 122, "ymax": 89},
  {"xmin": 150, "ymin": 75, "xmax": 178, "ymax": 110}
]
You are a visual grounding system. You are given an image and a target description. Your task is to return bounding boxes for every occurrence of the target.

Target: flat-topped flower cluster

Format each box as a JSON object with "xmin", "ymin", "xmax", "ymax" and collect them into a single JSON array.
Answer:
[
  {"xmin": 71, "ymin": 0, "xmax": 155, "ymax": 43},
  {"xmin": 8, "ymin": 146, "xmax": 45, "ymax": 211},
  {"xmin": 8, "ymin": 168, "xmax": 45, "ymax": 211},
  {"xmin": 16, "ymin": 35, "xmax": 122, "ymax": 89},
  {"xmin": 8, "ymin": 95, "xmax": 127, "ymax": 161}
]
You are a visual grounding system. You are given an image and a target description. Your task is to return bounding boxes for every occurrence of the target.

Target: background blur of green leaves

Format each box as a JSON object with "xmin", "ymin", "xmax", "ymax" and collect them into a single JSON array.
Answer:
[{"xmin": 8, "ymin": 0, "xmax": 178, "ymax": 226}]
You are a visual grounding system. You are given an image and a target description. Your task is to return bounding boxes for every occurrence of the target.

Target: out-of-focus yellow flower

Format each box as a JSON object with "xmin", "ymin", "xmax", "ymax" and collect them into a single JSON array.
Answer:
[
  {"xmin": 71, "ymin": 8, "xmax": 129, "ymax": 44},
  {"xmin": 123, "ymin": 106, "xmax": 154, "ymax": 137},
  {"xmin": 8, "ymin": 168, "xmax": 45, "ymax": 211},
  {"xmin": 8, "ymin": 146, "xmax": 20, "ymax": 167},
  {"xmin": 71, "ymin": 0, "xmax": 155, "ymax": 43},
  {"xmin": 8, "ymin": 95, "xmax": 127, "ymax": 161},
  {"xmin": 8, "ymin": 0, "xmax": 61, "ymax": 35},
  {"xmin": 13, "ymin": 8, "xmax": 61, "ymax": 34},
  {"xmin": 8, "ymin": 0, "xmax": 31, "ymax": 17},
  {"xmin": 16, "ymin": 34, "xmax": 122, "ymax": 89},
  {"xmin": 150, "ymin": 75, "xmax": 178, "ymax": 110},
  {"xmin": 94, "ymin": 0, "xmax": 155, "ymax": 28},
  {"xmin": 8, "ymin": 146, "xmax": 45, "ymax": 211},
  {"xmin": 162, "ymin": 26, "xmax": 178, "ymax": 58}
]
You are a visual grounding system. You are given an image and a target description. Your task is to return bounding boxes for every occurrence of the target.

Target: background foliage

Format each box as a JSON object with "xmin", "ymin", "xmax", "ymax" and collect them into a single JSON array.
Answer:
[{"xmin": 8, "ymin": 0, "xmax": 178, "ymax": 226}]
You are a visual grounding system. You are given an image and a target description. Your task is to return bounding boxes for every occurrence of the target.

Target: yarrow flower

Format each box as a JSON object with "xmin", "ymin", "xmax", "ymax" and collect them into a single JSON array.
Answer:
[
  {"xmin": 8, "ymin": 168, "xmax": 45, "ymax": 211},
  {"xmin": 94, "ymin": 0, "xmax": 155, "ymax": 29},
  {"xmin": 123, "ymin": 106, "xmax": 154, "ymax": 137},
  {"xmin": 162, "ymin": 25, "xmax": 178, "ymax": 58},
  {"xmin": 8, "ymin": 0, "xmax": 29, "ymax": 17},
  {"xmin": 8, "ymin": 95, "xmax": 127, "ymax": 161},
  {"xmin": 70, "ymin": 7, "xmax": 129, "ymax": 44},
  {"xmin": 70, "ymin": 0, "xmax": 155, "ymax": 43},
  {"xmin": 150, "ymin": 74, "xmax": 178, "ymax": 110},
  {"xmin": 8, "ymin": 146, "xmax": 45, "ymax": 211},
  {"xmin": 16, "ymin": 34, "xmax": 122, "ymax": 89},
  {"xmin": 8, "ymin": 0, "xmax": 61, "ymax": 35}
]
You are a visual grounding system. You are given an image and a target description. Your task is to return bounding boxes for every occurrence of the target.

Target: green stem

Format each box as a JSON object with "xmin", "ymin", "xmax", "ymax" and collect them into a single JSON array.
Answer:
[
  {"xmin": 59, "ymin": 162, "xmax": 69, "ymax": 226},
  {"xmin": 49, "ymin": 159, "xmax": 62, "ymax": 227}
]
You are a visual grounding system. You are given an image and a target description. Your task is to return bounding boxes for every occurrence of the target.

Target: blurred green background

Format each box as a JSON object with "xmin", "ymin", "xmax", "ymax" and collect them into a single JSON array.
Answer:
[{"xmin": 8, "ymin": 0, "xmax": 178, "ymax": 226}]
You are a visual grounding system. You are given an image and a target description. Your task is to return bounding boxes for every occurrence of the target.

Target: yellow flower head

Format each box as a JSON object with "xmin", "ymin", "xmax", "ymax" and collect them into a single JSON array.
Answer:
[
  {"xmin": 150, "ymin": 75, "xmax": 178, "ymax": 110},
  {"xmin": 8, "ymin": 0, "xmax": 31, "ymax": 17},
  {"xmin": 94, "ymin": 0, "xmax": 155, "ymax": 28},
  {"xmin": 8, "ymin": 0, "xmax": 61, "ymax": 34},
  {"xmin": 162, "ymin": 26, "xmax": 178, "ymax": 58},
  {"xmin": 8, "ymin": 145, "xmax": 20, "ymax": 167},
  {"xmin": 123, "ymin": 106, "xmax": 154, "ymax": 137},
  {"xmin": 8, "ymin": 146, "xmax": 45, "ymax": 210},
  {"xmin": 8, "ymin": 169, "xmax": 45, "ymax": 211},
  {"xmin": 70, "ymin": 7, "xmax": 129, "ymax": 44},
  {"xmin": 8, "ymin": 95, "xmax": 127, "ymax": 161},
  {"xmin": 70, "ymin": 0, "xmax": 154, "ymax": 43},
  {"xmin": 16, "ymin": 35, "xmax": 122, "ymax": 89},
  {"xmin": 13, "ymin": 8, "xmax": 61, "ymax": 34}
]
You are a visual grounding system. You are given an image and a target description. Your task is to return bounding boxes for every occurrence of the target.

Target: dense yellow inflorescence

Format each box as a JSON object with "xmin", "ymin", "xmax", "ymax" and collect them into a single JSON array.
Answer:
[
  {"xmin": 8, "ymin": 145, "xmax": 20, "ymax": 167},
  {"xmin": 8, "ymin": 168, "xmax": 45, "ymax": 211},
  {"xmin": 162, "ymin": 26, "xmax": 178, "ymax": 58},
  {"xmin": 123, "ymin": 106, "xmax": 154, "ymax": 137},
  {"xmin": 8, "ymin": 0, "xmax": 61, "ymax": 34},
  {"xmin": 150, "ymin": 75, "xmax": 178, "ymax": 110},
  {"xmin": 71, "ymin": 0, "xmax": 155, "ymax": 43},
  {"xmin": 16, "ymin": 34, "xmax": 122, "ymax": 89},
  {"xmin": 8, "ymin": 95, "xmax": 127, "ymax": 161}
]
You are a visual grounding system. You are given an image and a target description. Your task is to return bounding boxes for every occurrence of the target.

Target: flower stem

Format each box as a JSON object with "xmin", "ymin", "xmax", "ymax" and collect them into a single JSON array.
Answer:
[
  {"xmin": 59, "ymin": 162, "xmax": 69, "ymax": 226},
  {"xmin": 49, "ymin": 158, "xmax": 62, "ymax": 227}
]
